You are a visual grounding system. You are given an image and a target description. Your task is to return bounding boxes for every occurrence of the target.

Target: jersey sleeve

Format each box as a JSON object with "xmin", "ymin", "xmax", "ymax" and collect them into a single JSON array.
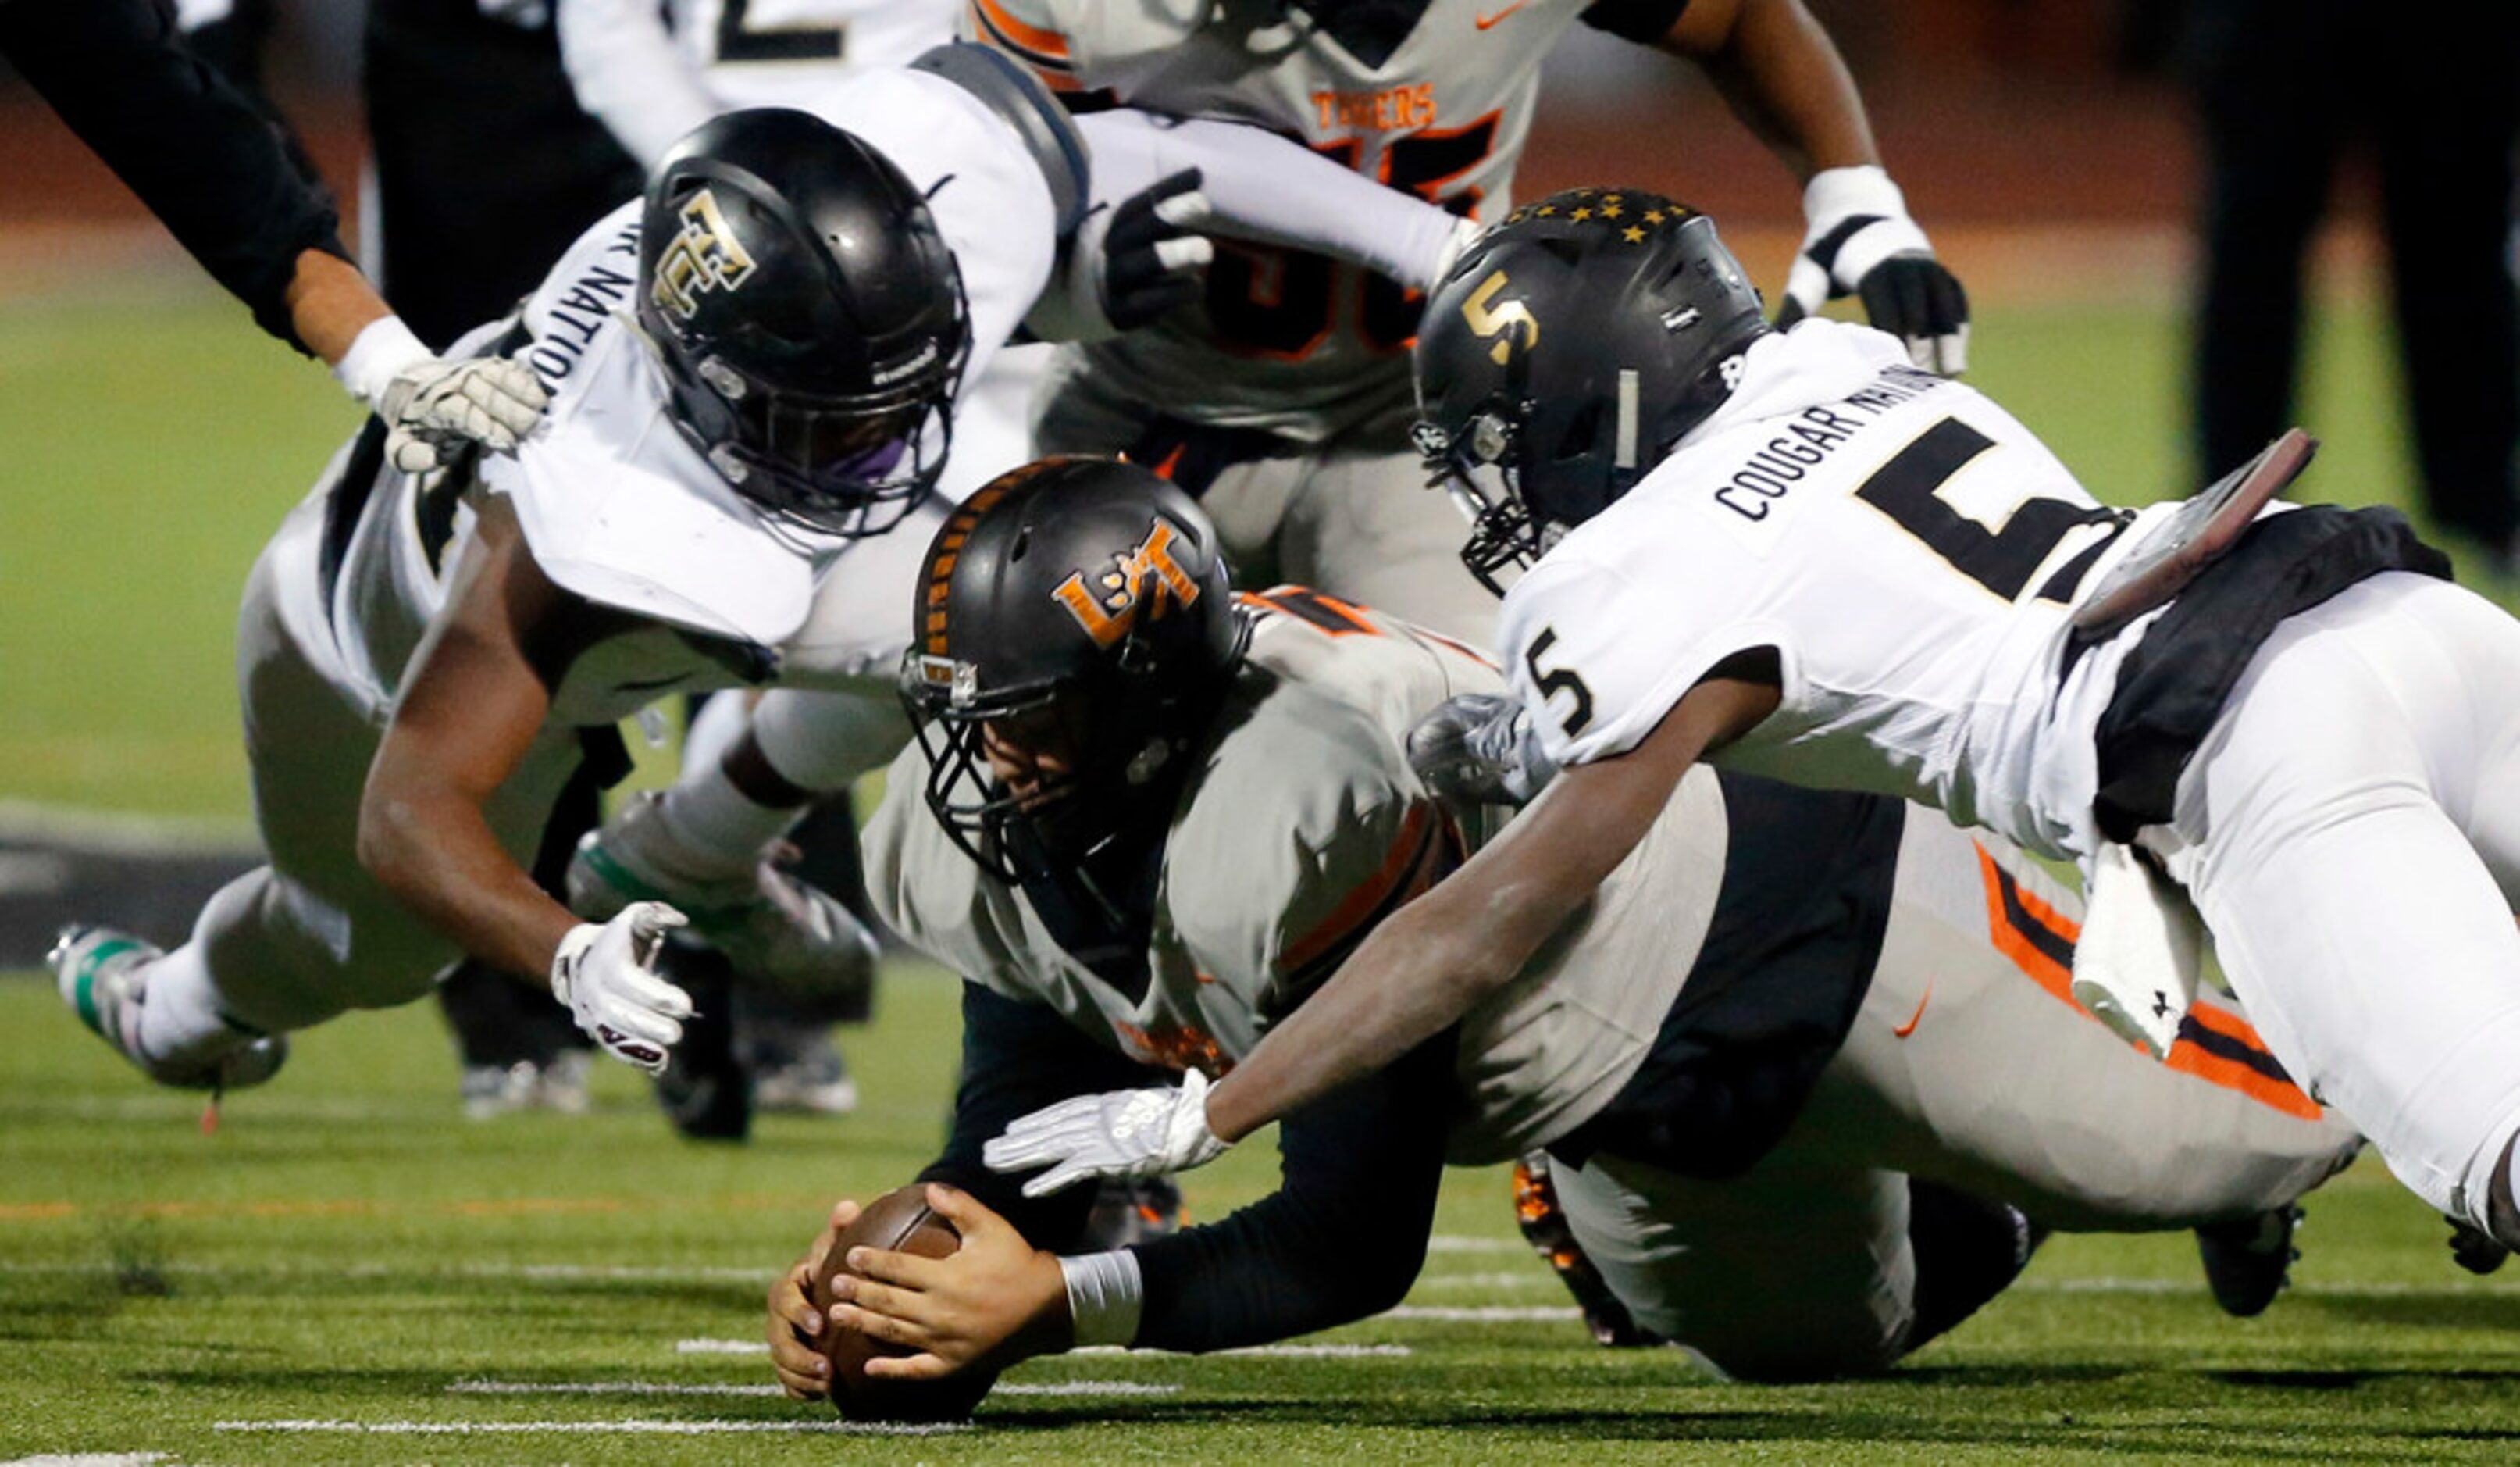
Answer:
[
  {"xmin": 1499, "ymin": 549, "xmax": 1794, "ymax": 769},
  {"xmin": 554, "ymin": 0, "xmax": 720, "ymax": 169},
  {"xmin": 1171, "ymin": 695, "xmax": 1457, "ymax": 1022},
  {"xmin": 1127, "ymin": 1027, "xmax": 1455, "ymax": 1352},
  {"xmin": 918, "ymin": 981, "xmax": 1174, "ymax": 1252},
  {"xmin": 2, "ymin": 0, "xmax": 346, "ymax": 352},
  {"xmin": 960, "ymin": 0, "xmax": 1086, "ymax": 96}
]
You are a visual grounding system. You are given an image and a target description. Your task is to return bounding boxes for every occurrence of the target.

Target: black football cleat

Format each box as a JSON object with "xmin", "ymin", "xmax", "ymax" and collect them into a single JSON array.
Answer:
[
  {"xmin": 1513, "ymin": 1151, "xmax": 1656, "ymax": 1348},
  {"xmin": 2446, "ymin": 1215, "xmax": 2511, "ymax": 1276},
  {"xmin": 2196, "ymin": 1205, "xmax": 2302, "ymax": 1317},
  {"xmin": 650, "ymin": 939, "xmax": 753, "ymax": 1143}
]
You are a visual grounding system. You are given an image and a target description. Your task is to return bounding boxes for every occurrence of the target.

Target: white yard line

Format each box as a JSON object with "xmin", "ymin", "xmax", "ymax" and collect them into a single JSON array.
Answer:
[
  {"xmin": 213, "ymin": 1418, "xmax": 968, "ymax": 1437},
  {"xmin": 450, "ymin": 1379, "xmax": 1175, "ymax": 1399},
  {"xmin": 0, "ymin": 1456, "xmax": 173, "ymax": 1466},
  {"xmin": 1424, "ymin": 1236, "xmax": 1520, "ymax": 1254},
  {"xmin": 1381, "ymin": 1320, "xmax": 1572, "ymax": 1330}
]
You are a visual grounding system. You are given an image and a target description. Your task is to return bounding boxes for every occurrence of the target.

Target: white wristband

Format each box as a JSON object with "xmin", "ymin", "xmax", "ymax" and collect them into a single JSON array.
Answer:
[
  {"xmin": 1058, "ymin": 1248, "xmax": 1145, "ymax": 1349},
  {"xmin": 1801, "ymin": 165, "xmax": 1906, "ymax": 232},
  {"xmin": 332, "ymin": 315, "xmax": 433, "ymax": 406}
]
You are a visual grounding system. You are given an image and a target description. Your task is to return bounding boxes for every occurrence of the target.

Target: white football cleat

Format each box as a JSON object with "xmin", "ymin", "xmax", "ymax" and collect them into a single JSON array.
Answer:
[
  {"xmin": 568, "ymin": 793, "xmax": 878, "ymax": 1005},
  {"xmin": 2070, "ymin": 844, "xmax": 2204, "ymax": 1060},
  {"xmin": 51, "ymin": 925, "xmax": 287, "ymax": 1092}
]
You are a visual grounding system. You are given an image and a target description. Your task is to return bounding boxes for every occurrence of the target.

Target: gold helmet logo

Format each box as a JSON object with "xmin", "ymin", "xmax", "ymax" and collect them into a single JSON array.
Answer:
[
  {"xmin": 1052, "ymin": 521, "xmax": 1200, "ymax": 648},
  {"xmin": 1461, "ymin": 269, "xmax": 1539, "ymax": 366},
  {"xmin": 649, "ymin": 188, "xmax": 759, "ymax": 321}
]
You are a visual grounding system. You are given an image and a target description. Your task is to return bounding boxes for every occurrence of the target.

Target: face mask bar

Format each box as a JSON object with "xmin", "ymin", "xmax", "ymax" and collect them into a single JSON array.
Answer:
[{"xmin": 1415, "ymin": 398, "xmax": 1554, "ymax": 598}]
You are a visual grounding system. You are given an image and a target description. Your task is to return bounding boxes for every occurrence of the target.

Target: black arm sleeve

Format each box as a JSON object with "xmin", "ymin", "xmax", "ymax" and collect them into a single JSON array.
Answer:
[
  {"xmin": 1579, "ymin": 0, "xmax": 1692, "ymax": 44},
  {"xmin": 1127, "ymin": 1026, "xmax": 1456, "ymax": 1354},
  {"xmin": 0, "ymin": 0, "xmax": 348, "ymax": 352},
  {"xmin": 917, "ymin": 981, "xmax": 1174, "ymax": 1254}
]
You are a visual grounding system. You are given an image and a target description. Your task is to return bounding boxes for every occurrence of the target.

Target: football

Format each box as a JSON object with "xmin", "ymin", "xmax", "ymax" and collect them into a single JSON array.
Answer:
[{"xmin": 809, "ymin": 1183, "xmax": 1000, "ymax": 1422}]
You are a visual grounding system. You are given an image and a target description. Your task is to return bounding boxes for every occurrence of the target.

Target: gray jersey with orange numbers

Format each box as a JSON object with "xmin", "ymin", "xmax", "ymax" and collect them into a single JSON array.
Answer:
[
  {"xmin": 964, "ymin": 0, "xmax": 1627, "ymax": 441},
  {"xmin": 862, "ymin": 586, "xmax": 1748, "ymax": 1155}
]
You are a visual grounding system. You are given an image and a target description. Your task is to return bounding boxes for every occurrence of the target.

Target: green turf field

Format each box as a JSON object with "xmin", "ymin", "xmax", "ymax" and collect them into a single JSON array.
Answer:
[{"xmin": 7, "ymin": 276, "xmax": 2520, "ymax": 1462}]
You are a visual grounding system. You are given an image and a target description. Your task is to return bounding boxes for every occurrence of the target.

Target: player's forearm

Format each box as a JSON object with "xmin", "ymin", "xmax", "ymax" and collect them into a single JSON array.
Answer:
[
  {"xmin": 357, "ymin": 788, "xmax": 577, "ymax": 982},
  {"xmin": 1683, "ymin": 0, "xmax": 1880, "ymax": 183},
  {"xmin": 1204, "ymin": 876, "xmax": 1546, "ymax": 1143},
  {"xmin": 1075, "ymin": 109, "xmax": 1467, "ymax": 290},
  {"xmin": 286, "ymin": 248, "xmax": 396, "ymax": 366},
  {"xmin": 554, "ymin": 0, "xmax": 718, "ymax": 168}
]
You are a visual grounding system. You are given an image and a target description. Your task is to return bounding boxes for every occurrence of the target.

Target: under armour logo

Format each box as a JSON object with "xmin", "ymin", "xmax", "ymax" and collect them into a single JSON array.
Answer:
[
  {"xmin": 1052, "ymin": 520, "xmax": 1201, "ymax": 648},
  {"xmin": 2151, "ymin": 991, "xmax": 2176, "ymax": 1020}
]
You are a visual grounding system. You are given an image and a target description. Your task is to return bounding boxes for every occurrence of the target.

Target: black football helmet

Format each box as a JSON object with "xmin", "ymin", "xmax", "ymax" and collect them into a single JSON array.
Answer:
[
  {"xmin": 637, "ymin": 108, "xmax": 970, "ymax": 539},
  {"xmin": 1413, "ymin": 188, "xmax": 1769, "ymax": 594},
  {"xmin": 900, "ymin": 457, "xmax": 1247, "ymax": 901}
]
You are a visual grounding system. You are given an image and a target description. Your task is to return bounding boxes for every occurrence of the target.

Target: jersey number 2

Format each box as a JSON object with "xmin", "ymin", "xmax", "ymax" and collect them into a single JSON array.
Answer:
[{"xmin": 716, "ymin": 0, "xmax": 843, "ymax": 62}]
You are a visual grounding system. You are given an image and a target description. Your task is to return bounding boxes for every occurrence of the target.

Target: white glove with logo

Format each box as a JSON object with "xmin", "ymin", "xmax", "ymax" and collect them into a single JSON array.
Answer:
[
  {"xmin": 548, "ymin": 901, "xmax": 694, "ymax": 1074},
  {"xmin": 334, "ymin": 316, "xmax": 551, "ymax": 474},
  {"xmin": 1779, "ymin": 165, "xmax": 1969, "ymax": 376},
  {"xmin": 984, "ymin": 1067, "xmax": 1232, "ymax": 1198}
]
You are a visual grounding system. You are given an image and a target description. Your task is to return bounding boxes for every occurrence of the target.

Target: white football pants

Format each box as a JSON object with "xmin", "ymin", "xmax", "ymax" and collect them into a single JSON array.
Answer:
[
  {"xmin": 2143, "ymin": 571, "xmax": 2520, "ymax": 1235},
  {"xmin": 1553, "ymin": 817, "xmax": 2361, "ymax": 1380}
]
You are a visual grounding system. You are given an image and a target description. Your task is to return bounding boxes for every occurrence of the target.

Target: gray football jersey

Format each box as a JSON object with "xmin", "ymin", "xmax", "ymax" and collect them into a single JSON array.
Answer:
[
  {"xmin": 967, "ymin": 0, "xmax": 1601, "ymax": 440},
  {"xmin": 863, "ymin": 585, "xmax": 1734, "ymax": 1159}
]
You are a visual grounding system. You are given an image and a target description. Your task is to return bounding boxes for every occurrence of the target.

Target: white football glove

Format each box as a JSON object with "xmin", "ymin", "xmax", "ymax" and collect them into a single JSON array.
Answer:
[
  {"xmin": 548, "ymin": 901, "xmax": 694, "ymax": 1074},
  {"xmin": 567, "ymin": 792, "xmax": 879, "ymax": 1005},
  {"xmin": 333, "ymin": 315, "xmax": 551, "ymax": 474},
  {"xmin": 1405, "ymin": 693, "xmax": 1559, "ymax": 808},
  {"xmin": 1779, "ymin": 165, "xmax": 1969, "ymax": 377},
  {"xmin": 984, "ymin": 1067, "xmax": 1232, "ymax": 1198}
]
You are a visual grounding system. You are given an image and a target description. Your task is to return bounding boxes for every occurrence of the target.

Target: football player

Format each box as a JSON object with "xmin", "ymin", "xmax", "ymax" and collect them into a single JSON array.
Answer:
[
  {"xmin": 962, "ymin": 0, "xmax": 1968, "ymax": 644},
  {"xmin": 554, "ymin": 0, "xmax": 1069, "ymax": 501},
  {"xmin": 993, "ymin": 190, "xmax": 2520, "ymax": 1272},
  {"xmin": 46, "ymin": 62, "xmax": 1480, "ymax": 1101},
  {"xmin": 759, "ymin": 459, "xmax": 2356, "ymax": 1392}
]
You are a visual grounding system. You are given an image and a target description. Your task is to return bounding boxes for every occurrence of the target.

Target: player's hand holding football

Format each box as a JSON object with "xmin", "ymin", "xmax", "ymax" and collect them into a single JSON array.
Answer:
[
  {"xmin": 1778, "ymin": 164, "xmax": 1969, "ymax": 376},
  {"xmin": 768, "ymin": 1198, "xmax": 861, "ymax": 1401},
  {"xmin": 825, "ymin": 1185, "xmax": 1068, "ymax": 1380},
  {"xmin": 985, "ymin": 1065, "xmax": 1231, "ymax": 1196},
  {"xmin": 547, "ymin": 901, "xmax": 693, "ymax": 1073}
]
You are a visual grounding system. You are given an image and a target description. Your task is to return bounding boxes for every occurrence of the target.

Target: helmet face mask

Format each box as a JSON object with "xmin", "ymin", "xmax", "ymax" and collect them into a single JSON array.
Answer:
[
  {"xmin": 899, "ymin": 459, "xmax": 1249, "ymax": 909},
  {"xmin": 1413, "ymin": 190, "xmax": 1770, "ymax": 596},
  {"xmin": 637, "ymin": 109, "xmax": 971, "ymax": 540}
]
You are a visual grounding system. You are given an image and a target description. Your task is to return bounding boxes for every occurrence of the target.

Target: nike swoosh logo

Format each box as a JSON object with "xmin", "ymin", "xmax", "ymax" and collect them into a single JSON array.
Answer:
[
  {"xmin": 1892, "ymin": 980, "xmax": 1933, "ymax": 1039},
  {"xmin": 1476, "ymin": 0, "xmax": 1531, "ymax": 30}
]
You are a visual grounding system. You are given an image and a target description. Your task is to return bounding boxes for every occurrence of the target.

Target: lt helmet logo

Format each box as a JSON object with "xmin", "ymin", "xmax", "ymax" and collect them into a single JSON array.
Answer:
[
  {"xmin": 650, "ymin": 188, "xmax": 758, "ymax": 321},
  {"xmin": 1053, "ymin": 521, "xmax": 1200, "ymax": 648}
]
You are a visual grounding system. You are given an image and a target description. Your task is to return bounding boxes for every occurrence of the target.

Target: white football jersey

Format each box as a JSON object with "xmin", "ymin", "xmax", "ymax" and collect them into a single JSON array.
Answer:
[
  {"xmin": 1498, "ymin": 319, "xmax": 2190, "ymax": 866},
  {"xmin": 559, "ymin": 0, "xmax": 960, "ymax": 166},
  {"xmin": 864, "ymin": 587, "xmax": 1737, "ymax": 1162},
  {"xmin": 326, "ymin": 67, "xmax": 1054, "ymax": 724},
  {"xmin": 967, "ymin": 0, "xmax": 1608, "ymax": 440}
]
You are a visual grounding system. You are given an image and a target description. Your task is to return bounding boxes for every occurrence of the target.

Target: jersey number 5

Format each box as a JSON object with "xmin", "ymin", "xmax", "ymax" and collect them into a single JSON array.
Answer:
[
  {"xmin": 1855, "ymin": 417, "xmax": 2121, "ymax": 601},
  {"xmin": 1525, "ymin": 627, "xmax": 1594, "ymax": 738}
]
